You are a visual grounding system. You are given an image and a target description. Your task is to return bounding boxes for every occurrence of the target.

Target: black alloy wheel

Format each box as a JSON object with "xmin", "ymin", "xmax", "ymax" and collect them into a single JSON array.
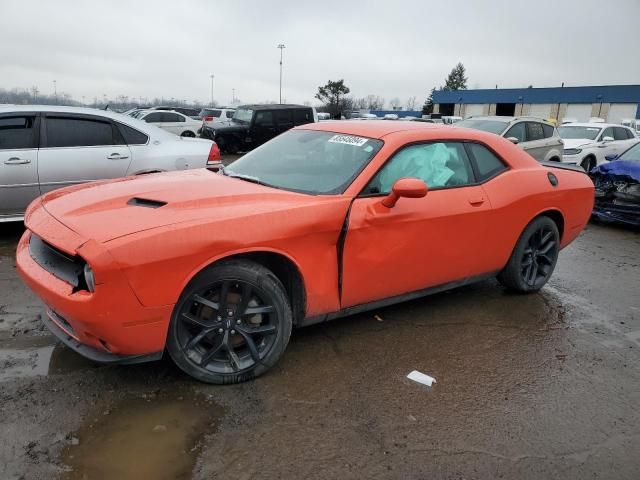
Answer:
[
  {"xmin": 167, "ymin": 260, "xmax": 292, "ymax": 384},
  {"xmin": 497, "ymin": 216, "xmax": 560, "ymax": 293}
]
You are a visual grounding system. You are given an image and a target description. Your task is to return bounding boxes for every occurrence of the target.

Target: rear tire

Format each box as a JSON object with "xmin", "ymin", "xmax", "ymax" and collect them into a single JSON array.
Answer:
[
  {"xmin": 497, "ymin": 216, "xmax": 560, "ymax": 293},
  {"xmin": 166, "ymin": 260, "xmax": 292, "ymax": 384},
  {"xmin": 181, "ymin": 130, "xmax": 195, "ymax": 138}
]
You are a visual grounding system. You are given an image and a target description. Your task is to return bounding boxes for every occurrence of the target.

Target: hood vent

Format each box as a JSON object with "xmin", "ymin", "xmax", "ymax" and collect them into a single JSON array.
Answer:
[{"xmin": 127, "ymin": 197, "xmax": 167, "ymax": 209}]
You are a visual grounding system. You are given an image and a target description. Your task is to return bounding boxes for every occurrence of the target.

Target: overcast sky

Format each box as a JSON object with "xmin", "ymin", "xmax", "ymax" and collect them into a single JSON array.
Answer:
[{"xmin": 1, "ymin": 0, "xmax": 639, "ymax": 107}]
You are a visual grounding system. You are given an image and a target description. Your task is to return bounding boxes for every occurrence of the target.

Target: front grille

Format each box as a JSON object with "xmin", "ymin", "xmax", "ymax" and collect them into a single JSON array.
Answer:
[{"xmin": 29, "ymin": 234, "xmax": 85, "ymax": 288}]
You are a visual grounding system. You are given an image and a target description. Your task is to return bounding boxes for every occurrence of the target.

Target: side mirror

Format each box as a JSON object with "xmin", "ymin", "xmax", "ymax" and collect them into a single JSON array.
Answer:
[
  {"xmin": 605, "ymin": 154, "xmax": 618, "ymax": 161},
  {"xmin": 506, "ymin": 136, "xmax": 520, "ymax": 145},
  {"xmin": 381, "ymin": 178, "xmax": 428, "ymax": 208},
  {"xmin": 602, "ymin": 136, "xmax": 614, "ymax": 143}
]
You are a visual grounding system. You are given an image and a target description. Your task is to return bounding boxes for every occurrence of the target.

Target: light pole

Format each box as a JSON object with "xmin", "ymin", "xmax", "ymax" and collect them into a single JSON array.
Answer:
[
  {"xmin": 210, "ymin": 74, "xmax": 215, "ymax": 106},
  {"xmin": 232, "ymin": 88, "xmax": 236, "ymax": 104},
  {"xmin": 53, "ymin": 80, "xmax": 57, "ymax": 103},
  {"xmin": 277, "ymin": 44, "xmax": 285, "ymax": 104}
]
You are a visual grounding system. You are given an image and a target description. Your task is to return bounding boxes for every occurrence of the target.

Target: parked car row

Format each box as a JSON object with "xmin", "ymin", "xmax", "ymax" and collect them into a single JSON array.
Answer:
[
  {"xmin": 456, "ymin": 116, "xmax": 639, "ymax": 170},
  {"xmin": 0, "ymin": 105, "xmax": 221, "ymax": 222}
]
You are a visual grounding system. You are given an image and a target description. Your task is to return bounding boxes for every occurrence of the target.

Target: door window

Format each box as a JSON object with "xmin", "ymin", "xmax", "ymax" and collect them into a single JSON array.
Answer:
[
  {"xmin": 0, "ymin": 116, "xmax": 37, "ymax": 150},
  {"xmin": 162, "ymin": 112, "xmax": 184, "ymax": 122},
  {"xmin": 143, "ymin": 112, "xmax": 163, "ymax": 123},
  {"xmin": 45, "ymin": 117, "xmax": 116, "ymax": 147},
  {"xmin": 504, "ymin": 122, "xmax": 526, "ymax": 142},
  {"xmin": 613, "ymin": 127, "xmax": 630, "ymax": 140},
  {"xmin": 466, "ymin": 143, "xmax": 507, "ymax": 181},
  {"xmin": 293, "ymin": 109, "xmax": 313, "ymax": 125},
  {"xmin": 526, "ymin": 122, "xmax": 545, "ymax": 141},
  {"xmin": 274, "ymin": 109, "xmax": 293, "ymax": 128},
  {"xmin": 254, "ymin": 111, "xmax": 274, "ymax": 127},
  {"xmin": 541, "ymin": 123, "xmax": 555, "ymax": 138},
  {"xmin": 366, "ymin": 142, "xmax": 475, "ymax": 194},
  {"xmin": 600, "ymin": 127, "xmax": 614, "ymax": 140}
]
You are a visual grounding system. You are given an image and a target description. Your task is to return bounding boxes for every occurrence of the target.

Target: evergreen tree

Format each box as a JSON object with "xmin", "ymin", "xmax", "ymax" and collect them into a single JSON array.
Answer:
[
  {"xmin": 443, "ymin": 63, "xmax": 468, "ymax": 91},
  {"xmin": 422, "ymin": 87, "xmax": 436, "ymax": 115},
  {"xmin": 315, "ymin": 79, "xmax": 351, "ymax": 118}
]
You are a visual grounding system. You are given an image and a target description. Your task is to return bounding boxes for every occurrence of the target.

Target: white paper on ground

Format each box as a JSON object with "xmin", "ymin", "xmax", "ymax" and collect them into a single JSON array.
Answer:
[{"xmin": 407, "ymin": 370, "xmax": 436, "ymax": 387}]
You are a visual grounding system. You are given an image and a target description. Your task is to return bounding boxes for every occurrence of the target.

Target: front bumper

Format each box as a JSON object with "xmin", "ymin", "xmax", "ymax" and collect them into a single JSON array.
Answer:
[
  {"xmin": 17, "ymin": 224, "xmax": 173, "ymax": 360},
  {"xmin": 43, "ymin": 309, "xmax": 163, "ymax": 364},
  {"xmin": 592, "ymin": 202, "xmax": 640, "ymax": 226}
]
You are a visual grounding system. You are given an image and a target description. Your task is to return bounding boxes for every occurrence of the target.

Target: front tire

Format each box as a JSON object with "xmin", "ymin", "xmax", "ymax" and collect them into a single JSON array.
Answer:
[
  {"xmin": 167, "ymin": 260, "xmax": 292, "ymax": 384},
  {"xmin": 181, "ymin": 130, "xmax": 196, "ymax": 138},
  {"xmin": 580, "ymin": 155, "xmax": 595, "ymax": 172},
  {"xmin": 497, "ymin": 216, "xmax": 560, "ymax": 293}
]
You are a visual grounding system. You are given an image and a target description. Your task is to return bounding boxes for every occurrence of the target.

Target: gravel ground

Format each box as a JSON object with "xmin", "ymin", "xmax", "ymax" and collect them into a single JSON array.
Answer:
[{"xmin": 0, "ymin": 220, "xmax": 638, "ymax": 479}]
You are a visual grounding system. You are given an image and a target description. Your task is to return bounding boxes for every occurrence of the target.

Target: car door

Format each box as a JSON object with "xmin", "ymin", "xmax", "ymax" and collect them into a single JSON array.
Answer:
[
  {"xmin": 521, "ymin": 122, "xmax": 549, "ymax": 161},
  {"xmin": 0, "ymin": 113, "xmax": 40, "ymax": 218},
  {"xmin": 613, "ymin": 127, "xmax": 637, "ymax": 155},
  {"xmin": 161, "ymin": 112, "xmax": 186, "ymax": 135},
  {"xmin": 250, "ymin": 110, "xmax": 276, "ymax": 147},
  {"xmin": 37, "ymin": 114, "xmax": 132, "ymax": 195},
  {"xmin": 597, "ymin": 127, "xmax": 618, "ymax": 157},
  {"xmin": 341, "ymin": 141, "xmax": 491, "ymax": 308},
  {"xmin": 274, "ymin": 109, "xmax": 294, "ymax": 135}
]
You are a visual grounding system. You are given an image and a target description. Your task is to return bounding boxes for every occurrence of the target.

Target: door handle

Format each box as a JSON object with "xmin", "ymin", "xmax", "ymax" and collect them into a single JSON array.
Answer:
[
  {"xmin": 4, "ymin": 157, "xmax": 31, "ymax": 165},
  {"xmin": 468, "ymin": 195, "xmax": 485, "ymax": 206},
  {"xmin": 107, "ymin": 153, "xmax": 129, "ymax": 160}
]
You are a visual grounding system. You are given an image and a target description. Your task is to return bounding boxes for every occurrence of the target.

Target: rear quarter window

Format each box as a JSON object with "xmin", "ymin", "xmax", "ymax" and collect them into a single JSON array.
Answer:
[
  {"xmin": 467, "ymin": 143, "xmax": 507, "ymax": 181},
  {"xmin": 117, "ymin": 123, "xmax": 149, "ymax": 145}
]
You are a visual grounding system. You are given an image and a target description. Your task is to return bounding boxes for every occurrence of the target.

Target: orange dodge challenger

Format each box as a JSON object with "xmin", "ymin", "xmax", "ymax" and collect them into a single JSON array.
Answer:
[{"xmin": 17, "ymin": 121, "xmax": 594, "ymax": 384}]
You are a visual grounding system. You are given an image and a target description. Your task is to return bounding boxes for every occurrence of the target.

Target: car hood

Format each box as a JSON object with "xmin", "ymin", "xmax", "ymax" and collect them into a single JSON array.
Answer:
[
  {"xmin": 37, "ymin": 169, "xmax": 337, "ymax": 243},
  {"xmin": 206, "ymin": 121, "xmax": 248, "ymax": 132},
  {"xmin": 562, "ymin": 138, "xmax": 595, "ymax": 149},
  {"xmin": 591, "ymin": 160, "xmax": 640, "ymax": 181}
]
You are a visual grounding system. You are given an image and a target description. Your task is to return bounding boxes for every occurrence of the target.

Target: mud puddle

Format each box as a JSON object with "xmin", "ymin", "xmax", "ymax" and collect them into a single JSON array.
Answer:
[{"xmin": 60, "ymin": 392, "xmax": 222, "ymax": 480}]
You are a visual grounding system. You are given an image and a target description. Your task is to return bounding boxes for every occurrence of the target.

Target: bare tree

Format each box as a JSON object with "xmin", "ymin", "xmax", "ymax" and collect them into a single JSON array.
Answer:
[{"xmin": 406, "ymin": 96, "xmax": 417, "ymax": 111}]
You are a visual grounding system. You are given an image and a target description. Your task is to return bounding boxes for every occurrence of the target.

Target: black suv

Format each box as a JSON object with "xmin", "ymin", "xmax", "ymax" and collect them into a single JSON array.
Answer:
[{"xmin": 200, "ymin": 104, "xmax": 316, "ymax": 153}]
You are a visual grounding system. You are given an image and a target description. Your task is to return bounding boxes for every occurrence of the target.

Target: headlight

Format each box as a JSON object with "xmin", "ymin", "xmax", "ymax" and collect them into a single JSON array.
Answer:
[
  {"xmin": 83, "ymin": 263, "xmax": 96, "ymax": 292},
  {"xmin": 563, "ymin": 148, "xmax": 582, "ymax": 155}
]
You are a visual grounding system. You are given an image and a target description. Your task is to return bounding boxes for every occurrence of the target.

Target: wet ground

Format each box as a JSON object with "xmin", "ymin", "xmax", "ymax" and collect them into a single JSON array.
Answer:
[{"xmin": 0, "ymin": 220, "xmax": 639, "ymax": 479}]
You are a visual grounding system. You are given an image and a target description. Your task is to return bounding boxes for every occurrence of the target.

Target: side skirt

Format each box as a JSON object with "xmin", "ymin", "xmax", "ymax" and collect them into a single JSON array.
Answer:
[{"xmin": 298, "ymin": 271, "xmax": 499, "ymax": 328}]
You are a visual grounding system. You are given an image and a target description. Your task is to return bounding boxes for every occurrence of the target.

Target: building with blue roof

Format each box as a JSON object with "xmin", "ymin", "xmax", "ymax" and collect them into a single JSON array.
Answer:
[{"xmin": 432, "ymin": 84, "xmax": 640, "ymax": 123}]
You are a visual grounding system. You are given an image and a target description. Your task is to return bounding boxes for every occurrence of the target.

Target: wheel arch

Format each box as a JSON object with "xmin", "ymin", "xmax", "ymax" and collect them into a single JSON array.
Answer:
[
  {"xmin": 531, "ymin": 208, "xmax": 565, "ymax": 242},
  {"xmin": 183, "ymin": 248, "xmax": 307, "ymax": 325}
]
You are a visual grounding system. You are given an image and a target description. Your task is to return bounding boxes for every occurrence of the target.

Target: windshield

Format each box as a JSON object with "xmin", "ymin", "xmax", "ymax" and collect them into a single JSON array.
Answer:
[
  {"xmin": 619, "ymin": 143, "xmax": 640, "ymax": 162},
  {"xmin": 225, "ymin": 129, "xmax": 384, "ymax": 194},
  {"xmin": 233, "ymin": 108, "xmax": 253, "ymax": 123},
  {"xmin": 456, "ymin": 119, "xmax": 508, "ymax": 135},
  {"xmin": 558, "ymin": 126, "xmax": 601, "ymax": 140}
]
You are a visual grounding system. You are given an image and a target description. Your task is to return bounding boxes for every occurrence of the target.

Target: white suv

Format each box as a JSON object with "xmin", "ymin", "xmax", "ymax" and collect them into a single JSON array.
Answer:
[
  {"xmin": 558, "ymin": 123, "xmax": 638, "ymax": 171},
  {"xmin": 200, "ymin": 107, "xmax": 236, "ymax": 129}
]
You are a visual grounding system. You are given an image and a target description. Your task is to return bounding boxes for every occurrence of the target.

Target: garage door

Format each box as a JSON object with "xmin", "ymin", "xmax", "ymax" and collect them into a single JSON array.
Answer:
[
  {"xmin": 607, "ymin": 103, "xmax": 638, "ymax": 124},
  {"xmin": 564, "ymin": 104, "xmax": 592, "ymax": 122},
  {"xmin": 528, "ymin": 104, "xmax": 552, "ymax": 119},
  {"xmin": 464, "ymin": 104, "xmax": 484, "ymax": 118}
]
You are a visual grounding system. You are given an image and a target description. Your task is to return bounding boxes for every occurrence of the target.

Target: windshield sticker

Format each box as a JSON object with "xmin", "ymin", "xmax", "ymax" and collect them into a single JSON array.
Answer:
[{"xmin": 328, "ymin": 134, "xmax": 368, "ymax": 147}]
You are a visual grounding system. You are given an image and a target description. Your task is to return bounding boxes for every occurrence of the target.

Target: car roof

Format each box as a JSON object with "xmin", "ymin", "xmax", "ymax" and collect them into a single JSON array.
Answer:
[
  {"xmin": 299, "ymin": 119, "xmax": 445, "ymax": 139},
  {"xmin": 238, "ymin": 104, "xmax": 311, "ymax": 111},
  {"xmin": 0, "ymin": 104, "xmax": 177, "ymax": 139},
  {"xmin": 464, "ymin": 115, "xmax": 556, "ymax": 126},
  {"xmin": 561, "ymin": 122, "xmax": 625, "ymax": 128}
]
